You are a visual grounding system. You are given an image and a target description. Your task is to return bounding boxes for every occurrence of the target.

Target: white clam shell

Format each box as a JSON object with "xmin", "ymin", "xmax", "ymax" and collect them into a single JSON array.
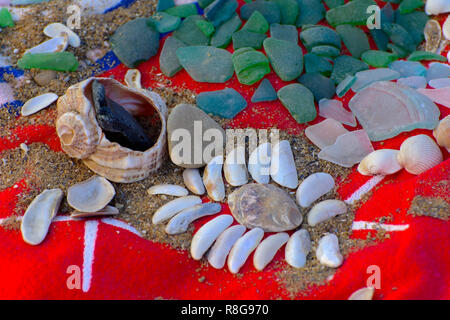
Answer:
[
  {"xmin": 224, "ymin": 146, "xmax": 248, "ymax": 186},
  {"xmin": 316, "ymin": 233, "xmax": 343, "ymax": 268},
  {"xmin": 165, "ymin": 202, "xmax": 222, "ymax": 234},
  {"xmin": 70, "ymin": 205, "xmax": 119, "ymax": 218},
  {"xmin": 253, "ymin": 232, "xmax": 289, "ymax": 271},
  {"xmin": 358, "ymin": 149, "xmax": 402, "ymax": 176},
  {"xmin": 67, "ymin": 176, "xmax": 115, "ymax": 213},
  {"xmin": 425, "ymin": 0, "xmax": 450, "ymax": 15},
  {"xmin": 443, "ymin": 16, "xmax": 450, "ymax": 41},
  {"xmin": 433, "ymin": 115, "xmax": 450, "ymax": 152},
  {"xmin": 270, "ymin": 140, "xmax": 298, "ymax": 189},
  {"xmin": 397, "ymin": 134, "xmax": 443, "ymax": 175},
  {"xmin": 152, "ymin": 195, "xmax": 201, "ymax": 224},
  {"xmin": 307, "ymin": 199, "xmax": 347, "ymax": 226},
  {"xmin": 190, "ymin": 215, "xmax": 234, "ymax": 260},
  {"xmin": 21, "ymin": 189, "xmax": 63, "ymax": 245},
  {"xmin": 147, "ymin": 184, "xmax": 189, "ymax": 197},
  {"xmin": 21, "ymin": 93, "xmax": 58, "ymax": 116},
  {"xmin": 296, "ymin": 172, "xmax": 335, "ymax": 208},
  {"xmin": 24, "ymin": 36, "xmax": 69, "ymax": 55},
  {"xmin": 248, "ymin": 142, "xmax": 272, "ymax": 184},
  {"xmin": 183, "ymin": 168, "xmax": 206, "ymax": 195},
  {"xmin": 285, "ymin": 229, "xmax": 311, "ymax": 268},
  {"xmin": 203, "ymin": 155, "xmax": 225, "ymax": 201},
  {"xmin": 227, "ymin": 227, "xmax": 264, "ymax": 274},
  {"xmin": 348, "ymin": 287, "xmax": 375, "ymax": 300},
  {"xmin": 207, "ymin": 225, "xmax": 246, "ymax": 269},
  {"xmin": 124, "ymin": 69, "xmax": 143, "ymax": 90},
  {"xmin": 43, "ymin": 23, "xmax": 81, "ymax": 47}
]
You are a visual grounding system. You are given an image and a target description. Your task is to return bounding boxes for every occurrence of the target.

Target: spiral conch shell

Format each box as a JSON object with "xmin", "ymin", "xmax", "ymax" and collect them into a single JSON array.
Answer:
[
  {"xmin": 397, "ymin": 134, "xmax": 443, "ymax": 175},
  {"xmin": 433, "ymin": 115, "xmax": 450, "ymax": 152},
  {"xmin": 56, "ymin": 77, "xmax": 168, "ymax": 183}
]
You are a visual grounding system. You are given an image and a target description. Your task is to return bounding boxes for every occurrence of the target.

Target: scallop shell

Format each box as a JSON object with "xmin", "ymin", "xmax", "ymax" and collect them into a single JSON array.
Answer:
[
  {"xmin": 67, "ymin": 176, "xmax": 116, "ymax": 212},
  {"xmin": 433, "ymin": 115, "xmax": 450, "ymax": 152},
  {"xmin": 56, "ymin": 77, "xmax": 168, "ymax": 183},
  {"xmin": 357, "ymin": 149, "xmax": 402, "ymax": 176},
  {"xmin": 397, "ymin": 134, "xmax": 443, "ymax": 175}
]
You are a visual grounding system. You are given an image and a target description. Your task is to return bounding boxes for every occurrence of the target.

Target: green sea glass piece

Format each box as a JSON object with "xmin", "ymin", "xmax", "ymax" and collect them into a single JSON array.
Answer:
[
  {"xmin": 240, "ymin": 0, "xmax": 282, "ymax": 24},
  {"xmin": 395, "ymin": 11, "xmax": 428, "ymax": 46},
  {"xmin": 323, "ymin": 0, "xmax": 344, "ymax": 9},
  {"xmin": 157, "ymin": 0, "xmax": 174, "ymax": 12},
  {"xmin": 196, "ymin": 88, "xmax": 247, "ymax": 119},
  {"xmin": 336, "ymin": 75, "xmax": 356, "ymax": 98},
  {"xmin": 277, "ymin": 83, "xmax": 317, "ymax": 124},
  {"xmin": 352, "ymin": 68, "xmax": 400, "ymax": 92},
  {"xmin": 148, "ymin": 12, "xmax": 181, "ymax": 33},
  {"xmin": 407, "ymin": 51, "xmax": 447, "ymax": 62},
  {"xmin": 176, "ymin": 46, "xmax": 234, "ymax": 83},
  {"xmin": 165, "ymin": 3, "xmax": 198, "ymax": 17},
  {"xmin": 263, "ymin": 38, "xmax": 303, "ymax": 81},
  {"xmin": 251, "ymin": 79, "xmax": 278, "ymax": 103},
  {"xmin": 0, "ymin": 8, "xmax": 14, "ymax": 28},
  {"xmin": 196, "ymin": 20, "xmax": 215, "ymax": 37},
  {"xmin": 300, "ymin": 26, "xmax": 341, "ymax": 51},
  {"xmin": 232, "ymin": 30, "xmax": 267, "ymax": 50},
  {"xmin": 210, "ymin": 14, "xmax": 242, "ymax": 48},
  {"xmin": 335, "ymin": 25, "xmax": 370, "ymax": 59},
  {"xmin": 110, "ymin": 18, "xmax": 160, "ymax": 68},
  {"xmin": 304, "ymin": 53, "xmax": 333, "ymax": 76},
  {"xmin": 298, "ymin": 73, "xmax": 336, "ymax": 102},
  {"xmin": 331, "ymin": 55, "xmax": 369, "ymax": 84},
  {"xmin": 326, "ymin": 0, "xmax": 377, "ymax": 27},
  {"xmin": 204, "ymin": 0, "xmax": 239, "ymax": 27},
  {"xmin": 232, "ymin": 47, "xmax": 270, "ymax": 85},
  {"xmin": 173, "ymin": 15, "xmax": 210, "ymax": 46},
  {"xmin": 382, "ymin": 23, "xmax": 416, "ymax": 53},
  {"xmin": 159, "ymin": 36, "xmax": 186, "ymax": 77},
  {"xmin": 242, "ymin": 11, "xmax": 269, "ymax": 34},
  {"xmin": 18, "ymin": 52, "xmax": 78, "ymax": 72},
  {"xmin": 311, "ymin": 45, "xmax": 340, "ymax": 58},
  {"xmin": 270, "ymin": 23, "xmax": 298, "ymax": 44},
  {"xmin": 361, "ymin": 50, "xmax": 398, "ymax": 68},
  {"xmin": 296, "ymin": 0, "xmax": 325, "ymax": 27},
  {"xmin": 398, "ymin": 0, "xmax": 424, "ymax": 14},
  {"xmin": 11, "ymin": 0, "xmax": 49, "ymax": 4},
  {"xmin": 198, "ymin": 0, "xmax": 215, "ymax": 8},
  {"xmin": 270, "ymin": 0, "xmax": 299, "ymax": 25},
  {"xmin": 387, "ymin": 43, "xmax": 408, "ymax": 58}
]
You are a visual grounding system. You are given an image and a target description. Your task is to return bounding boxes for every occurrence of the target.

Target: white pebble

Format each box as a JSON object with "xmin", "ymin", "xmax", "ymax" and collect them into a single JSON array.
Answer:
[
  {"xmin": 152, "ymin": 196, "xmax": 201, "ymax": 224},
  {"xmin": 316, "ymin": 233, "xmax": 343, "ymax": 268},
  {"xmin": 253, "ymin": 232, "xmax": 289, "ymax": 271},
  {"xmin": 227, "ymin": 227, "xmax": 264, "ymax": 274},
  {"xmin": 285, "ymin": 229, "xmax": 311, "ymax": 268},
  {"xmin": 147, "ymin": 184, "xmax": 189, "ymax": 197},
  {"xmin": 165, "ymin": 203, "xmax": 222, "ymax": 234},
  {"xmin": 307, "ymin": 199, "xmax": 347, "ymax": 226},
  {"xmin": 207, "ymin": 225, "xmax": 246, "ymax": 269}
]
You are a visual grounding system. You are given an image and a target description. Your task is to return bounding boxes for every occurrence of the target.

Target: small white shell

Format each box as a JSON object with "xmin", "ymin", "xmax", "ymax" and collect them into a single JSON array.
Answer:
[
  {"xmin": 67, "ymin": 176, "xmax": 115, "ymax": 213},
  {"xmin": 253, "ymin": 232, "xmax": 289, "ymax": 271},
  {"xmin": 224, "ymin": 146, "xmax": 248, "ymax": 186},
  {"xmin": 248, "ymin": 142, "xmax": 272, "ymax": 184},
  {"xmin": 348, "ymin": 287, "xmax": 375, "ymax": 300},
  {"xmin": 270, "ymin": 140, "xmax": 298, "ymax": 189},
  {"xmin": 444, "ymin": 16, "xmax": 450, "ymax": 41},
  {"xmin": 147, "ymin": 184, "xmax": 189, "ymax": 197},
  {"xmin": 316, "ymin": 233, "xmax": 343, "ymax": 268},
  {"xmin": 124, "ymin": 69, "xmax": 143, "ymax": 90},
  {"xmin": 203, "ymin": 155, "xmax": 225, "ymax": 201},
  {"xmin": 183, "ymin": 168, "xmax": 206, "ymax": 195},
  {"xmin": 21, "ymin": 93, "xmax": 58, "ymax": 116},
  {"xmin": 24, "ymin": 36, "xmax": 69, "ymax": 55},
  {"xmin": 70, "ymin": 205, "xmax": 119, "ymax": 218},
  {"xmin": 285, "ymin": 229, "xmax": 311, "ymax": 268},
  {"xmin": 152, "ymin": 195, "xmax": 201, "ymax": 224},
  {"xmin": 358, "ymin": 149, "xmax": 402, "ymax": 176},
  {"xmin": 433, "ymin": 115, "xmax": 450, "ymax": 152},
  {"xmin": 307, "ymin": 199, "xmax": 347, "ymax": 226},
  {"xmin": 21, "ymin": 189, "xmax": 63, "ymax": 245},
  {"xmin": 165, "ymin": 202, "xmax": 222, "ymax": 234},
  {"xmin": 296, "ymin": 172, "xmax": 335, "ymax": 208},
  {"xmin": 425, "ymin": 0, "xmax": 450, "ymax": 15},
  {"xmin": 190, "ymin": 215, "xmax": 234, "ymax": 260},
  {"xmin": 43, "ymin": 23, "xmax": 81, "ymax": 47},
  {"xmin": 207, "ymin": 225, "xmax": 246, "ymax": 269},
  {"xmin": 227, "ymin": 227, "xmax": 264, "ymax": 274},
  {"xmin": 397, "ymin": 134, "xmax": 443, "ymax": 175}
]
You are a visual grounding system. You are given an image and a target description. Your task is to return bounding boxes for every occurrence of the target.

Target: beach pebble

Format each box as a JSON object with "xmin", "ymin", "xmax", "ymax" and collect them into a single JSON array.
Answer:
[
  {"xmin": 285, "ymin": 229, "xmax": 311, "ymax": 268},
  {"xmin": 33, "ymin": 70, "xmax": 56, "ymax": 86},
  {"xmin": 253, "ymin": 232, "xmax": 289, "ymax": 271},
  {"xmin": 316, "ymin": 233, "xmax": 343, "ymax": 268},
  {"xmin": 307, "ymin": 199, "xmax": 347, "ymax": 226},
  {"xmin": 227, "ymin": 227, "xmax": 264, "ymax": 274},
  {"xmin": 207, "ymin": 225, "xmax": 246, "ymax": 269},
  {"xmin": 296, "ymin": 172, "xmax": 335, "ymax": 208}
]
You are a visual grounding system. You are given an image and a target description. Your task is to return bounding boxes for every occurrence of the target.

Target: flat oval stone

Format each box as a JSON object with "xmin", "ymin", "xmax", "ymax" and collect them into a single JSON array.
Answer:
[
  {"xmin": 232, "ymin": 48, "xmax": 270, "ymax": 85},
  {"xmin": 228, "ymin": 183, "xmax": 303, "ymax": 232},
  {"xmin": 361, "ymin": 50, "xmax": 398, "ymax": 68},
  {"xmin": 263, "ymin": 38, "xmax": 303, "ymax": 81},
  {"xmin": 176, "ymin": 46, "xmax": 234, "ymax": 83},
  {"xmin": 270, "ymin": 23, "xmax": 298, "ymax": 44},
  {"xmin": 210, "ymin": 14, "xmax": 242, "ymax": 48},
  {"xmin": 335, "ymin": 24, "xmax": 370, "ymax": 59},
  {"xmin": 196, "ymin": 88, "xmax": 247, "ymax": 119},
  {"xmin": 251, "ymin": 78, "xmax": 277, "ymax": 103},
  {"xmin": 296, "ymin": 0, "xmax": 325, "ymax": 27},
  {"xmin": 173, "ymin": 15, "xmax": 210, "ymax": 46},
  {"xmin": 240, "ymin": 0, "xmax": 281, "ymax": 24},
  {"xmin": 278, "ymin": 83, "xmax": 317, "ymax": 124},
  {"xmin": 304, "ymin": 53, "xmax": 333, "ymax": 76},
  {"xmin": 298, "ymin": 73, "xmax": 336, "ymax": 102},
  {"xmin": 159, "ymin": 36, "xmax": 186, "ymax": 77},
  {"xmin": 331, "ymin": 55, "xmax": 369, "ymax": 84},
  {"xmin": 300, "ymin": 25, "xmax": 341, "ymax": 51}
]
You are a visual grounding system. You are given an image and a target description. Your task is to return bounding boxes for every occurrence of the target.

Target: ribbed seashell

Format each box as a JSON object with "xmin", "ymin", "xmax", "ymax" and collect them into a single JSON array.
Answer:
[
  {"xmin": 165, "ymin": 203, "xmax": 222, "ymax": 234},
  {"xmin": 424, "ymin": 19, "xmax": 442, "ymax": 52},
  {"xmin": 253, "ymin": 232, "xmax": 289, "ymax": 271},
  {"xmin": 348, "ymin": 287, "xmax": 375, "ymax": 300},
  {"xmin": 224, "ymin": 146, "xmax": 248, "ymax": 186},
  {"xmin": 444, "ymin": 16, "xmax": 450, "ymax": 41},
  {"xmin": 285, "ymin": 229, "xmax": 311, "ymax": 268},
  {"xmin": 270, "ymin": 140, "xmax": 298, "ymax": 189},
  {"xmin": 152, "ymin": 195, "xmax": 201, "ymax": 224},
  {"xmin": 56, "ymin": 77, "xmax": 168, "ymax": 183},
  {"xmin": 24, "ymin": 36, "xmax": 69, "ymax": 55},
  {"xmin": 183, "ymin": 168, "xmax": 206, "ymax": 195},
  {"xmin": 433, "ymin": 115, "xmax": 450, "ymax": 152},
  {"xmin": 124, "ymin": 69, "xmax": 142, "ymax": 90},
  {"xmin": 207, "ymin": 225, "xmax": 246, "ymax": 269},
  {"xmin": 425, "ymin": 0, "xmax": 450, "ymax": 15},
  {"xmin": 397, "ymin": 134, "xmax": 443, "ymax": 175},
  {"xmin": 358, "ymin": 149, "xmax": 402, "ymax": 176},
  {"xmin": 22, "ymin": 93, "xmax": 58, "ymax": 116},
  {"xmin": 71, "ymin": 205, "xmax": 119, "ymax": 218},
  {"xmin": 296, "ymin": 172, "xmax": 335, "ymax": 208},
  {"xmin": 67, "ymin": 176, "xmax": 115, "ymax": 213},
  {"xmin": 248, "ymin": 142, "xmax": 271, "ymax": 184},
  {"xmin": 307, "ymin": 199, "xmax": 347, "ymax": 226},
  {"xmin": 227, "ymin": 227, "xmax": 264, "ymax": 274},
  {"xmin": 147, "ymin": 184, "xmax": 189, "ymax": 197},
  {"xmin": 316, "ymin": 233, "xmax": 343, "ymax": 268},
  {"xmin": 21, "ymin": 189, "xmax": 63, "ymax": 245},
  {"xmin": 203, "ymin": 155, "xmax": 225, "ymax": 201},
  {"xmin": 43, "ymin": 23, "xmax": 80, "ymax": 47}
]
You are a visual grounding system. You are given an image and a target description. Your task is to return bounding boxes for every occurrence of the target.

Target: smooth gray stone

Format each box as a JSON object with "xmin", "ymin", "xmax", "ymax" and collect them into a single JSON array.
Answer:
[{"xmin": 159, "ymin": 36, "xmax": 186, "ymax": 77}]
